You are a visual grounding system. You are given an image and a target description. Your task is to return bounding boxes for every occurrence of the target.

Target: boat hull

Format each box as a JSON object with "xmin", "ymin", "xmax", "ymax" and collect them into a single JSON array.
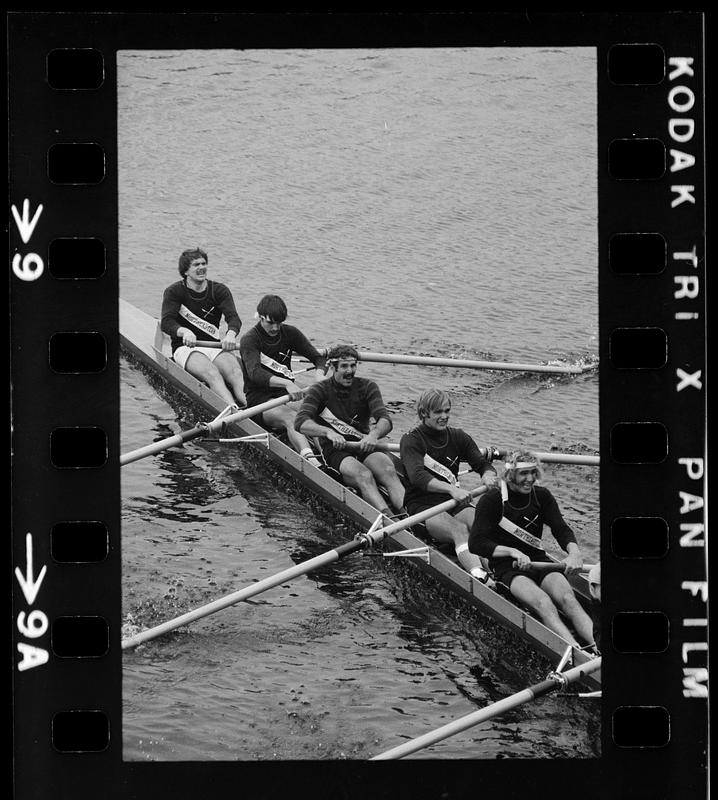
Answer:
[{"xmin": 119, "ymin": 299, "xmax": 601, "ymax": 690}]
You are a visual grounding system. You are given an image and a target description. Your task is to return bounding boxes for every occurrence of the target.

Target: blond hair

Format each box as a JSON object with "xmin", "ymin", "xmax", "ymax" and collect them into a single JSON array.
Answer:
[
  {"xmin": 416, "ymin": 389, "xmax": 451, "ymax": 421},
  {"xmin": 503, "ymin": 449, "xmax": 543, "ymax": 483}
]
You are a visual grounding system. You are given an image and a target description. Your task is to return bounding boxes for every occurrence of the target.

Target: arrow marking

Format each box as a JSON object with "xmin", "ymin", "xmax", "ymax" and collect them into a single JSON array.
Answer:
[
  {"xmin": 11, "ymin": 199, "xmax": 44, "ymax": 244},
  {"xmin": 15, "ymin": 533, "xmax": 47, "ymax": 605}
]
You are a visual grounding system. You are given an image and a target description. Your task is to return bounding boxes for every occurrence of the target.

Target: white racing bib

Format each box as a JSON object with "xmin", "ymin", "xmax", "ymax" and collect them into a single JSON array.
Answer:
[
  {"xmin": 179, "ymin": 305, "xmax": 220, "ymax": 339},
  {"xmin": 423, "ymin": 454, "xmax": 458, "ymax": 486},
  {"xmin": 260, "ymin": 352, "xmax": 295, "ymax": 380},
  {"xmin": 498, "ymin": 480, "xmax": 545, "ymax": 551},
  {"xmin": 320, "ymin": 408, "xmax": 363, "ymax": 440}
]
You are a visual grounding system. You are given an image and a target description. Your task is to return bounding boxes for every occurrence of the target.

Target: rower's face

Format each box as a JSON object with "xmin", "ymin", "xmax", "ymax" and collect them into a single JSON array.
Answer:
[
  {"xmin": 333, "ymin": 359, "xmax": 357, "ymax": 386},
  {"xmin": 259, "ymin": 316, "xmax": 281, "ymax": 336},
  {"xmin": 509, "ymin": 467, "xmax": 539, "ymax": 493},
  {"xmin": 186, "ymin": 257, "xmax": 208, "ymax": 281},
  {"xmin": 424, "ymin": 404, "xmax": 451, "ymax": 430}
]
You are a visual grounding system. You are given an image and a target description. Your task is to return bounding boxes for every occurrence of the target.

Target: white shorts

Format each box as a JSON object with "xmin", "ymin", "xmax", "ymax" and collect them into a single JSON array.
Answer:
[{"xmin": 172, "ymin": 345, "xmax": 224, "ymax": 371}]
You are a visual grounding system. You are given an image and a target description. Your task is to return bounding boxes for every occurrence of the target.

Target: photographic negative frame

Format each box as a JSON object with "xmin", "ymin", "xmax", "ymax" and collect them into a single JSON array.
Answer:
[{"xmin": 10, "ymin": 12, "xmax": 707, "ymax": 799}]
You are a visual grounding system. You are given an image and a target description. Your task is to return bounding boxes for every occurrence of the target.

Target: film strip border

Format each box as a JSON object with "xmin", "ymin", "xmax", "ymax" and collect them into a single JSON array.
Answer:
[
  {"xmin": 600, "ymin": 35, "xmax": 707, "ymax": 776},
  {"xmin": 9, "ymin": 13, "xmax": 706, "ymax": 800}
]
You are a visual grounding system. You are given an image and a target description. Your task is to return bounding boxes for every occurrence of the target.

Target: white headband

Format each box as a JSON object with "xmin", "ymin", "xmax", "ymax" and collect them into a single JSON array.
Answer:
[{"xmin": 506, "ymin": 461, "xmax": 538, "ymax": 470}]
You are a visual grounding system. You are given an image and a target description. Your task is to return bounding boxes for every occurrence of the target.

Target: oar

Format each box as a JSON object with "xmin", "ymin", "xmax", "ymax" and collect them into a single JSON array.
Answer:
[
  {"xmin": 340, "ymin": 441, "xmax": 599, "ymax": 467},
  {"xmin": 121, "ymin": 485, "xmax": 488, "ymax": 650},
  {"xmin": 190, "ymin": 340, "xmax": 239, "ymax": 350},
  {"xmin": 120, "ymin": 393, "xmax": 302, "ymax": 466},
  {"xmin": 371, "ymin": 656, "xmax": 601, "ymax": 760},
  {"xmin": 195, "ymin": 343, "xmax": 591, "ymax": 374},
  {"xmin": 319, "ymin": 349, "xmax": 590, "ymax": 375},
  {"xmin": 512, "ymin": 561, "xmax": 599, "ymax": 574},
  {"xmin": 535, "ymin": 452, "xmax": 599, "ymax": 466}
]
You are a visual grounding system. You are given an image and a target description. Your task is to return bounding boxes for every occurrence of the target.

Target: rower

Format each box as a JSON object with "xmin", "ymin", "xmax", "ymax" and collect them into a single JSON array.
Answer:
[
  {"xmin": 294, "ymin": 344, "xmax": 406, "ymax": 518},
  {"xmin": 160, "ymin": 248, "xmax": 246, "ymax": 407},
  {"xmin": 239, "ymin": 294, "xmax": 327, "ymax": 465},
  {"xmin": 468, "ymin": 449, "xmax": 595, "ymax": 647},
  {"xmin": 399, "ymin": 389, "xmax": 499, "ymax": 583}
]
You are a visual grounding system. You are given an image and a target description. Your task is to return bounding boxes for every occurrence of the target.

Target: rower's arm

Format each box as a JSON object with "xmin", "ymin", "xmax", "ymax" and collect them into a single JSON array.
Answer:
[
  {"xmin": 468, "ymin": 489, "xmax": 505, "ymax": 558},
  {"xmin": 289, "ymin": 326, "xmax": 328, "ymax": 375},
  {"xmin": 365, "ymin": 382, "xmax": 392, "ymax": 438},
  {"xmin": 294, "ymin": 385, "xmax": 329, "ymax": 437},
  {"xmin": 298, "ymin": 418, "xmax": 330, "ymax": 436},
  {"xmin": 562, "ymin": 542, "xmax": 584, "ymax": 573},
  {"xmin": 462, "ymin": 431, "xmax": 498, "ymax": 485},
  {"xmin": 160, "ymin": 285, "xmax": 183, "ymax": 337},
  {"xmin": 399, "ymin": 434, "xmax": 432, "ymax": 489},
  {"xmin": 539, "ymin": 488, "xmax": 584, "ymax": 573},
  {"xmin": 215, "ymin": 283, "xmax": 242, "ymax": 336},
  {"xmin": 369, "ymin": 416, "xmax": 392, "ymax": 441},
  {"xmin": 539, "ymin": 488, "xmax": 578, "ymax": 551},
  {"xmin": 268, "ymin": 374, "xmax": 302, "ymax": 393}
]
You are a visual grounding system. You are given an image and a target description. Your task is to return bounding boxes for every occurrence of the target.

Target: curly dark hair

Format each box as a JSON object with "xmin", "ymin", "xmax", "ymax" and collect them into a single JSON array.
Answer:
[
  {"xmin": 178, "ymin": 248, "xmax": 208, "ymax": 277},
  {"xmin": 326, "ymin": 344, "xmax": 360, "ymax": 363}
]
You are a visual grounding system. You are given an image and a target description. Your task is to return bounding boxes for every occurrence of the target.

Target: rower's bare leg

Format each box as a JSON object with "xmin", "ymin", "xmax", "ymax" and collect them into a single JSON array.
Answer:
[
  {"xmin": 184, "ymin": 352, "xmax": 237, "ymax": 407},
  {"xmin": 214, "ymin": 352, "xmax": 246, "ymax": 406},
  {"xmin": 540, "ymin": 572, "xmax": 595, "ymax": 645},
  {"xmin": 263, "ymin": 404, "xmax": 314, "ymax": 455},
  {"xmin": 338, "ymin": 458, "xmax": 389, "ymax": 512},
  {"xmin": 509, "ymin": 575, "xmax": 580, "ymax": 645},
  {"xmin": 424, "ymin": 509, "xmax": 490, "ymax": 581},
  {"xmin": 364, "ymin": 452, "xmax": 406, "ymax": 512}
]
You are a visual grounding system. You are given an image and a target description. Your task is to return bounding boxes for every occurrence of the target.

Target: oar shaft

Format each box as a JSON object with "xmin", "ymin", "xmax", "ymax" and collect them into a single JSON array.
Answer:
[
  {"xmin": 340, "ymin": 441, "xmax": 599, "ymax": 467},
  {"xmin": 534, "ymin": 452, "xmax": 599, "ymax": 466},
  {"xmin": 120, "ymin": 427, "xmax": 206, "ymax": 466},
  {"xmin": 122, "ymin": 487, "xmax": 487, "ymax": 650},
  {"xmin": 122, "ymin": 539, "xmax": 362, "ymax": 650},
  {"xmin": 371, "ymin": 657, "xmax": 601, "ymax": 760},
  {"xmin": 120, "ymin": 393, "xmax": 298, "ymax": 466},
  {"xmin": 361, "ymin": 485, "xmax": 488, "ymax": 546},
  {"xmin": 339, "ymin": 350, "xmax": 584, "ymax": 374}
]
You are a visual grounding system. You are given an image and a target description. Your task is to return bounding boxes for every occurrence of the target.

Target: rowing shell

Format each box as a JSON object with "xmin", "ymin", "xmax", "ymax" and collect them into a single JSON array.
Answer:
[{"xmin": 119, "ymin": 299, "xmax": 601, "ymax": 690}]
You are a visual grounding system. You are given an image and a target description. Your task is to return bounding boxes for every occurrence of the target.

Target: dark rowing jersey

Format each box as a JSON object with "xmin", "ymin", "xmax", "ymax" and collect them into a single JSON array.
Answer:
[
  {"xmin": 160, "ymin": 280, "xmax": 242, "ymax": 353},
  {"xmin": 469, "ymin": 484, "xmax": 577, "ymax": 569},
  {"xmin": 239, "ymin": 322, "xmax": 326, "ymax": 406},
  {"xmin": 294, "ymin": 376, "xmax": 391, "ymax": 440},
  {"xmin": 400, "ymin": 425, "xmax": 496, "ymax": 510}
]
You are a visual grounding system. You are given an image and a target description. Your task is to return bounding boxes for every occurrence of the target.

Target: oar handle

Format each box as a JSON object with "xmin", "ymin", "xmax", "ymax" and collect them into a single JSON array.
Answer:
[
  {"xmin": 341, "ymin": 440, "xmax": 398, "ymax": 453},
  {"xmin": 511, "ymin": 561, "xmax": 599, "ymax": 573},
  {"xmin": 194, "ymin": 340, "xmax": 237, "ymax": 350}
]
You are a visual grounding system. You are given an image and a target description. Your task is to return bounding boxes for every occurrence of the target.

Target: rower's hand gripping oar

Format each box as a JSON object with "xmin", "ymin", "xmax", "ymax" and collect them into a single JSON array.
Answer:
[
  {"xmin": 121, "ymin": 485, "xmax": 488, "ymax": 650},
  {"xmin": 119, "ymin": 391, "xmax": 306, "ymax": 466}
]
